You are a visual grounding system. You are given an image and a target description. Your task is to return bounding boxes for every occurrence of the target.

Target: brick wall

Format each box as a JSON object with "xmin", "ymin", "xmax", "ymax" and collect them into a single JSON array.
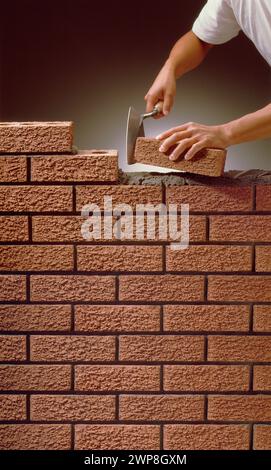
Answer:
[{"xmin": 0, "ymin": 122, "xmax": 271, "ymax": 450}]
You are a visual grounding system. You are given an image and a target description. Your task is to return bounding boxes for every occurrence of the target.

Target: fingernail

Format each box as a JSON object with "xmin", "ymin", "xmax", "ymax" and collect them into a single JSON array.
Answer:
[
  {"xmin": 184, "ymin": 155, "xmax": 190, "ymax": 160},
  {"xmin": 156, "ymin": 135, "xmax": 161, "ymax": 140},
  {"xmin": 164, "ymin": 110, "xmax": 169, "ymax": 115},
  {"xmin": 169, "ymin": 155, "xmax": 175, "ymax": 160},
  {"xmin": 159, "ymin": 146, "xmax": 165, "ymax": 152}
]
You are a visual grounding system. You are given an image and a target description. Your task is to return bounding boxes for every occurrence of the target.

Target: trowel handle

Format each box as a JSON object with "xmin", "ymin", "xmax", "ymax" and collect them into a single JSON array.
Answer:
[{"xmin": 153, "ymin": 100, "xmax": 164, "ymax": 115}]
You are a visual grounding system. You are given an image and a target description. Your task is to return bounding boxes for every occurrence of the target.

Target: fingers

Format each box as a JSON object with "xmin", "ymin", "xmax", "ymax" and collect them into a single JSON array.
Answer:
[
  {"xmin": 167, "ymin": 138, "xmax": 197, "ymax": 161},
  {"xmin": 156, "ymin": 124, "xmax": 189, "ymax": 140},
  {"xmin": 163, "ymin": 92, "xmax": 174, "ymax": 116},
  {"xmin": 144, "ymin": 92, "xmax": 159, "ymax": 113},
  {"xmin": 184, "ymin": 141, "xmax": 206, "ymax": 160},
  {"xmin": 158, "ymin": 130, "xmax": 192, "ymax": 152}
]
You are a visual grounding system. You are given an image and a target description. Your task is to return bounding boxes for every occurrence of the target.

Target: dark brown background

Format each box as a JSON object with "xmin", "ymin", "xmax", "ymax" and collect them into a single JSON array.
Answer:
[{"xmin": 1, "ymin": 0, "xmax": 270, "ymax": 170}]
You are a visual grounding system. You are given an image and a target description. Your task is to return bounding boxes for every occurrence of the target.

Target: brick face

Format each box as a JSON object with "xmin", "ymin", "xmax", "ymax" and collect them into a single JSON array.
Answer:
[
  {"xmin": 164, "ymin": 424, "xmax": 249, "ymax": 450},
  {"xmin": 0, "ymin": 124, "xmax": 271, "ymax": 450}
]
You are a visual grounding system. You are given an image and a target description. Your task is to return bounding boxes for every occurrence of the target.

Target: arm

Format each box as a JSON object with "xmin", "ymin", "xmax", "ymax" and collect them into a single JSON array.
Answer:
[
  {"xmin": 145, "ymin": 30, "xmax": 213, "ymax": 116},
  {"xmin": 157, "ymin": 103, "xmax": 271, "ymax": 161}
]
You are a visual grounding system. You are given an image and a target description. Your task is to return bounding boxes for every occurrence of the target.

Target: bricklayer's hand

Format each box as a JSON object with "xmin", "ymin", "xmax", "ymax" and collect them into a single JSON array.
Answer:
[
  {"xmin": 144, "ymin": 60, "xmax": 176, "ymax": 119},
  {"xmin": 156, "ymin": 122, "xmax": 229, "ymax": 160}
]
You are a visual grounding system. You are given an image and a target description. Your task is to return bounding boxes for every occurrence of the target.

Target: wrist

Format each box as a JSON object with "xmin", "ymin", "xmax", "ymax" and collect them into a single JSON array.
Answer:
[
  {"xmin": 165, "ymin": 57, "xmax": 179, "ymax": 78},
  {"xmin": 218, "ymin": 122, "xmax": 234, "ymax": 147}
]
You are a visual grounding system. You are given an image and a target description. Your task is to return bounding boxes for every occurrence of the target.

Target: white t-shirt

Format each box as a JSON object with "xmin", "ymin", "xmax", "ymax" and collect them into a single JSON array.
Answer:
[{"xmin": 192, "ymin": 0, "xmax": 271, "ymax": 66}]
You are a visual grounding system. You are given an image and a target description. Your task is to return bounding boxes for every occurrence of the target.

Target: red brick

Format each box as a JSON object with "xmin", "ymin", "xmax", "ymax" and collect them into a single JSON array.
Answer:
[
  {"xmin": 0, "ymin": 395, "xmax": 26, "ymax": 420},
  {"xmin": 0, "ymin": 305, "xmax": 71, "ymax": 331},
  {"xmin": 0, "ymin": 216, "xmax": 28, "ymax": 241},
  {"xmin": 30, "ymin": 335, "xmax": 115, "ymax": 362},
  {"xmin": 167, "ymin": 245, "xmax": 252, "ymax": 272},
  {"xmin": 119, "ymin": 275, "xmax": 204, "ymax": 301},
  {"xmin": 134, "ymin": 137, "xmax": 226, "ymax": 177},
  {"xmin": 164, "ymin": 305, "xmax": 249, "ymax": 332},
  {"xmin": 256, "ymin": 246, "xmax": 271, "ymax": 271},
  {"xmin": 119, "ymin": 395, "xmax": 204, "ymax": 421},
  {"xmin": 31, "ymin": 150, "xmax": 118, "ymax": 182},
  {"xmin": 32, "ymin": 215, "xmax": 206, "ymax": 242},
  {"xmin": 30, "ymin": 275, "xmax": 115, "ymax": 302},
  {"xmin": 208, "ymin": 395, "xmax": 271, "ymax": 421},
  {"xmin": 0, "ymin": 335, "xmax": 26, "ymax": 361},
  {"xmin": 75, "ymin": 305, "xmax": 160, "ymax": 332},
  {"xmin": 166, "ymin": 186, "xmax": 252, "ymax": 212},
  {"xmin": 208, "ymin": 275, "xmax": 271, "ymax": 301},
  {"xmin": 256, "ymin": 185, "xmax": 271, "ymax": 211},
  {"xmin": 164, "ymin": 424, "xmax": 249, "ymax": 450},
  {"xmin": 210, "ymin": 215, "xmax": 271, "ymax": 242},
  {"xmin": 0, "ymin": 365, "xmax": 71, "ymax": 391},
  {"xmin": 0, "ymin": 186, "xmax": 72, "ymax": 212},
  {"xmin": 164, "ymin": 365, "xmax": 249, "ymax": 391},
  {"xmin": 119, "ymin": 335, "xmax": 204, "ymax": 362},
  {"xmin": 0, "ymin": 245, "xmax": 73, "ymax": 271},
  {"xmin": 76, "ymin": 185, "xmax": 162, "ymax": 210},
  {"xmin": 0, "ymin": 275, "xmax": 26, "ymax": 301},
  {"xmin": 208, "ymin": 335, "xmax": 271, "ymax": 362},
  {"xmin": 75, "ymin": 424, "xmax": 160, "ymax": 450},
  {"xmin": 253, "ymin": 305, "xmax": 271, "ymax": 332},
  {"xmin": 253, "ymin": 366, "xmax": 271, "ymax": 391},
  {"xmin": 0, "ymin": 424, "xmax": 71, "ymax": 450},
  {"xmin": 0, "ymin": 121, "xmax": 73, "ymax": 153},
  {"xmin": 77, "ymin": 245, "xmax": 162, "ymax": 272},
  {"xmin": 0, "ymin": 156, "xmax": 27, "ymax": 182},
  {"xmin": 254, "ymin": 425, "xmax": 271, "ymax": 450},
  {"xmin": 75, "ymin": 365, "xmax": 160, "ymax": 391},
  {"xmin": 31, "ymin": 395, "xmax": 115, "ymax": 421}
]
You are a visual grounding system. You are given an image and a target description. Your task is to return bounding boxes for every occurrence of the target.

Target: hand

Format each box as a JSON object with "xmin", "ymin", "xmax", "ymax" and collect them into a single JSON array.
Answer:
[
  {"xmin": 156, "ymin": 122, "xmax": 229, "ymax": 160},
  {"xmin": 144, "ymin": 60, "xmax": 176, "ymax": 118}
]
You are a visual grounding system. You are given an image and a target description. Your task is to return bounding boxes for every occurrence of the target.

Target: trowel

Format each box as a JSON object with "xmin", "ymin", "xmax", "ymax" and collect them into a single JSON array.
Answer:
[{"xmin": 126, "ymin": 101, "xmax": 163, "ymax": 165}]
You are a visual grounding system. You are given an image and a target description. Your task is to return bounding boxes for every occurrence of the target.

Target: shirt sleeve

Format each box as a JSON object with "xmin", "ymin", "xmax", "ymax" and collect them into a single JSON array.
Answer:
[{"xmin": 192, "ymin": 0, "xmax": 241, "ymax": 44}]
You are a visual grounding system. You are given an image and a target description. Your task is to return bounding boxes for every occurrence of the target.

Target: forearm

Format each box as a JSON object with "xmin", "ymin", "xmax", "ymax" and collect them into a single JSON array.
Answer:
[
  {"xmin": 167, "ymin": 30, "xmax": 213, "ymax": 78},
  {"xmin": 223, "ymin": 103, "xmax": 271, "ymax": 145}
]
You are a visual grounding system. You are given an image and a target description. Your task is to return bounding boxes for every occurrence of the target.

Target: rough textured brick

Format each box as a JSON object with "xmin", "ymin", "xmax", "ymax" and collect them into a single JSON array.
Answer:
[
  {"xmin": 75, "ymin": 424, "xmax": 160, "ymax": 450},
  {"xmin": 0, "ymin": 395, "xmax": 26, "ymax": 420},
  {"xmin": 31, "ymin": 150, "xmax": 118, "ymax": 182},
  {"xmin": 208, "ymin": 396, "xmax": 271, "ymax": 421},
  {"xmin": 164, "ymin": 424, "xmax": 249, "ymax": 450},
  {"xmin": 167, "ymin": 245, "xmax": 252, "ymax": 272},
  {"xmin": 256, "ymin": 246, "xmax": 271, "ymax": 271},
  {"xmin": 0, "ymin": 335, "xmax": 26, "ymax": 361},
  {"xmin": 0, "ymin": 121, "xmax": 73, "ymax": 153},
  {"xmin": 0, "ymin": 245, "xmax": 73, "ymax": 271},
  {"xmin": 0, "ymin": 186, "xmax": 72, "ymax": 212},
  {"xmin": 30, "ymin": 275, "xmax": 115, "ymax": 302},
  {"xmin": 254, "ymin": 425, "xmax": 271, "ymax": 450},
  {"xmin": 134, "ymin": 137, "xmax": 226, "ymax": 177},
  {"xmin": 0, "ymin": 365, "xmax": 71, "ymax": 391},
  {"xmin": 253, "ymin": 366, "xmax": 271, "ymax": 391},
  {"xmin": 0, "ymin": 305, "xmax": 71, "ymax": 331},
  {"xmin": 75, "ymin": 305, "xmax": 160, "ymax": 332},
  {"xmin": 76, "ymin": 185, "xmax": 162, "ymax": 210},
  {"xmin": 164, "ymin": 365, "xmax": 249, "ymax": 391},
  {"xmin": 31, "ymin": 395, "xmax": 115, "ymax": 421},
  {"xmin": 164, "ymin": 305, "xmax": 249, "ymax": 332},
  {"xmin": 119, "ymin": 275, "xmax": 204, "ymax": 302},
  {"xmin": 0, "ymin": 156, "xmax": 27, "ymax": 182},
  {"xmin": 208, "ymin": 275, "xmax": 271, "ymax": 301},
  {"xmin": 0, "ymin": 275, "xmax": 26, "ymax": 301},
  {"xmin": 210, "ymin": 215, "xmax": 271, "ymax": 242},
  {"xmin": 166, "ymin": 186, "xmax": 252, "ymax": 212},
  {"xmin": 75, "ymin": 365, "xmax": 160, "ymax": 391},
  {"xmin": 30, "ymin": 335, "xmax": 115, "ymax": 362},
  {"xmin": 0, "ymin": 424, "xmax": 71, "ymax": 450},
  {"xmin": 208, "ymin": 336, "xmax": 271, "ymax": 362},
  {"xmin": 0, "ymin": 216, "xmax": 28, "ymax": 241},
  {"xmin": 77, "ymin": 245, "xmax": 162, "ymax": 272},
  {"xmin": 119, "ymin": 335, "xmax": 204, "ymax": 362},
  {"xmin": 32, "ymin": 215, "xmax": 206, "ymax": 242},
  {"xmin": 119, "ymin": 395, "xmax": 204, "ymax": 421},
  {"xmin": 256, "ymin": 185, "xmax": 271, "ymax": 211},
  {"xmin": 253, "ymin": 305, "xmax": 271, "ymax": 332}
]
